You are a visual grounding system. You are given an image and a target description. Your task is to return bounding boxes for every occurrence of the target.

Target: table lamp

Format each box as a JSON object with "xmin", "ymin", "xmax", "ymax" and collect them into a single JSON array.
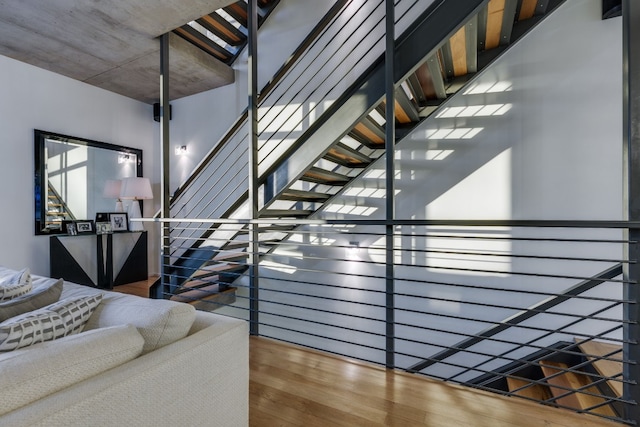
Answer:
[
  {"xmin": 120, "ymin": 177, "xmax": 153, "ymax": 231},
  {"xmin": 102, "ymin": 179, "xmax": 124, "ymax": 212}
]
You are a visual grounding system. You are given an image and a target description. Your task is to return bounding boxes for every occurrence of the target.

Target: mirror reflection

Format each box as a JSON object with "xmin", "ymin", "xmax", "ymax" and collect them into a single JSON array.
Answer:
[{"xmin": 34, "ymin": 130, "xmax": 142, "ymax": 235}]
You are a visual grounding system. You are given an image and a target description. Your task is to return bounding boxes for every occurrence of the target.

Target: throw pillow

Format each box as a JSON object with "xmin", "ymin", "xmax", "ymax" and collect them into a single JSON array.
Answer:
[
  {"xmin": 0, "ymin": 294, "xmax": 102, "ymax": 351},
  {"xmin": 0, "ymin": 277, "xmax": 63, "ymax": 322},
  {"xmin": 0, "ymin": 268, "xmax": 32, "ymax": 301}
]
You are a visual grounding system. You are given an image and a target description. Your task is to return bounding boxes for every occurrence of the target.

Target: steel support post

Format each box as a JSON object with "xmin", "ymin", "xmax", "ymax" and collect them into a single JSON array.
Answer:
[
  {"xmin": 385, "ymin": 0, "xmax": 395, "ymax": 369},
  {"xmin": 159, "ymin": 33, "xmax": 171, "ymax": 299},
  {"xmin": 623, "ymin": 0, "xmax": 640, "ymax": 423},
  {"xmin": 248, "ymin": 0, "xmax": 260, "ymax": 335}
]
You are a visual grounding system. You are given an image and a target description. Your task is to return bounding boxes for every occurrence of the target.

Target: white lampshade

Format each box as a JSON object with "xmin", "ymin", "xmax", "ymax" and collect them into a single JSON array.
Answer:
[
  {"xmin": 103, "ymin": 179, "xmax": 124, "ymax": 212},
  {"xmin": 120, "ymin": 177, "xmax": 153, "ymax": 231},
  {"xmin": 102, "ymin": 179, "xmax": 122, "ymax": 198},
  {"xmin": 120, "ymin": 177, "xmax": 153, "ymax": 200}
]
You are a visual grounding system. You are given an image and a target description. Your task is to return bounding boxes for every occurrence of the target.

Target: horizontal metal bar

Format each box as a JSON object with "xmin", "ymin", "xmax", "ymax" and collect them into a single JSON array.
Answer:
[{"xmin": 149, "ymin": 217, "xmax": 640, "ymax": 228}]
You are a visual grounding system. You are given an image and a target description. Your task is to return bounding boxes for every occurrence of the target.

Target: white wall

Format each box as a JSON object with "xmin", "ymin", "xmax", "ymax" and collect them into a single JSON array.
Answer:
[{"xmin": 0, "ymin": 54, "xmax": 158, "ymax": 276}]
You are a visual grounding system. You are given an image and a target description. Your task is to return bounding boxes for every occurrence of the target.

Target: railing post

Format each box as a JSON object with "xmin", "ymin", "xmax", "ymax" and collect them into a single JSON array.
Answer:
[
  {"xmin": 385, "ymin": 0, "xmax": 395, "ymax": 369},
  {"xmin": 622, "ymin": 0, "xmax": 640, "ymax": 423},
  {"xmin": 248, "ymin": 0, "xmax": 260, "ymax": 335},
  {"xmin": 159, "ymin": 33, "xmax": 171, "ymax": 299}
]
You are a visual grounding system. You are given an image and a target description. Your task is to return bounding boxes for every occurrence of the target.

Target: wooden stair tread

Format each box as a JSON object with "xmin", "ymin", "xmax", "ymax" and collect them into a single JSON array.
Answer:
[
  {"xmin": 212, "ymin": 251, "xmax": 249, "ymax": 262},
  {"xmin": 257, "ymin": 225, "xmax": 296, "ymax": 232},
  {"xmin": 172, "ymin": 283, "xmax": 234, "ymax": 298},
  {"xmin": 301, "ymin": 167, "xmax": 350, "ymax": 185},
  {"xmin": 324, "ymin": 142, "xmax": 372, "ymax": 167},
  {"xmin": 260, "ymin": 209, "xmax": 313, "ymax": 217},
  {"xmin": 540, "ymin": 361, "xmax": 616, "ymax": 417},
  {"xmin": 197, "ymin": 264, "xmax": 247, "ymax": 277},
  {"xmin": 280, "ymin": 189, "xmax": 331, "ymax": 202},
  {"xmin": 171, "ymin": 285, "xmax": 236, "ymax": 310},
  {"xmin": 224, "ymin": 240, "xmax": 250, "ymax": 250},
  {"xmin": 576, "ymin": 339, "xmax": 623, "ymax": 398},
  {"xmin": 506, "ymin": 377, "xmax": 552, "ymax": 401}
]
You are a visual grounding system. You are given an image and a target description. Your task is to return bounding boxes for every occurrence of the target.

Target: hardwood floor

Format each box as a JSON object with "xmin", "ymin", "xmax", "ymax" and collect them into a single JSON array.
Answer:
[{"xmin": 250, "ymin": 337, "xmax": 618, "ymax": 427}]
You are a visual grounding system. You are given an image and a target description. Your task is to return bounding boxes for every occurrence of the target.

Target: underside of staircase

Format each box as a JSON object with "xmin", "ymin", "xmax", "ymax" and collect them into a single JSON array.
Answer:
[
  {"xmin": 167, "ymin": 0, "xmax": 565, "ymax": 310},
  {"xmin": 471, "ymin": 339, "xmax": 624, "ymax": 419}
]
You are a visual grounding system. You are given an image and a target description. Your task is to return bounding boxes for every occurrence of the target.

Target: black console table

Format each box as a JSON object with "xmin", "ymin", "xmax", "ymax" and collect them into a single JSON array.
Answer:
[{"xmin": 50, "ymin": 231, "xmax": 147, "ymax": 289}]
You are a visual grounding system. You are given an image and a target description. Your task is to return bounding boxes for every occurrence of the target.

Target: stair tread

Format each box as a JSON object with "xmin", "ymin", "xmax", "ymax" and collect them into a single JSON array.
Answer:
[
  {"xmin": 280, "ymin": 189, "xmax": 331, "ymax": 202},
  {"xmin": 170, "ymin": 284, "xmax": 236, "ymax": 301},
  {"xmin": 260, "ymin": 209, "xmax": 313, "ymax": 217},
  {"xmin": 506, "ymin": 377, "xmax": 552, "ymax": 401},
  {"xmin": 540, "ymin": 360, "xmax": 616, "ymax": 416},
  {"xmin": 301, "ymin": 167, "xmax": 350, "ymax": 185},
  {"xmin": 576, "ymin": 339, "xmax": 623, "ymax": 398},
  {"xmin": 224, "ymin": 240, "xmax": 250, "ymax": 250},
  {"xmin": 212, "ymin": 251, "xmax": 249, "ymax": 262},
  {"xmin": 324, "ymin": 143, "xmax": 372, "ymax": 167},
  {"xmin": 258, "ymin": 224, "xmax": 296, "ymax": 231},
  {"xmin": 199, "ymin": 263, "xmax": 246, "ymax": 273}
]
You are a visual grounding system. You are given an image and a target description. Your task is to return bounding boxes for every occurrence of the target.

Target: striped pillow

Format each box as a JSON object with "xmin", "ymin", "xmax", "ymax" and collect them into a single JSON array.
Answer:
[
  {"xmin": 0, "ymin": 269, "xmax": 32, "ymax": 301},
  {"xmin": 0, "ymin": 294, "xmax": 102, "ymax": 352}
]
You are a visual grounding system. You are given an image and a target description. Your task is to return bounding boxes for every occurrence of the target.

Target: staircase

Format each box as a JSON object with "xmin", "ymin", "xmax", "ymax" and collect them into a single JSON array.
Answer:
[
  {"xmin": 165, "ymin": 0, "xmax": 565, "ymax": 309},
  {"xmin": 498, "ymin": 339, "xmax": 623, "ymax": 418},
  {"xmin": 173, "ymin": 0, "xmax": 280, "ymax": 65},
  {"xmin": 45, "ymin": 182, "xmax": 75, "ymax": 232}
]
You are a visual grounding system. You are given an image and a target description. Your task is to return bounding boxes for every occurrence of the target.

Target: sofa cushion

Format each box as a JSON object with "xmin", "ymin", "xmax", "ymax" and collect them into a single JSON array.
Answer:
[
  {"xmin": 0, "ymin": 277, "xmax": 63, "ymax": 322},
  {"xmin": 0, "ymin": 294, "xmax": 102, "ymax": 351},
  {"xmin": 0, "ymin": 268, "xmax": 32, "ymax": 301},
  {"xmin": 0, "ymin": 324, "xmax": 144, "ymax": 416},
  {"xmin": 61, "ymin": 283, "xmax": 196, "ymax": 354}
]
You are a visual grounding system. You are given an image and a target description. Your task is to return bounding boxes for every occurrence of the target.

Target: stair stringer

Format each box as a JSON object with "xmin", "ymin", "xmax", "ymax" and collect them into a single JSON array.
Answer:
[{"xmin": 261, "ymin": 0, "xmax": 487, "ymax": 207}]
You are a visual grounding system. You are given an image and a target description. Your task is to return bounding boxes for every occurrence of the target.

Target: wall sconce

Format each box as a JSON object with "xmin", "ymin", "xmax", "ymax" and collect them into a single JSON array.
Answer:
[
  {"xmin": 118, "ymin": 153, "xmax": 134, "ymax": 164},
  {"xmin": 175, "ymin": 145, "xmax": 188, "ymax": 155}
]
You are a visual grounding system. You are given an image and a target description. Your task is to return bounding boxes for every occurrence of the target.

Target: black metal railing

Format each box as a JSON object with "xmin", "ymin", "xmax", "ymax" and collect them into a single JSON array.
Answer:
[
  {"xmin": 148, "ymin": 217, "xmax": 638, "ymax": 425},
  {"xmin": 167, "ymin": 0, "xmax": 447, "ymax": 262}
]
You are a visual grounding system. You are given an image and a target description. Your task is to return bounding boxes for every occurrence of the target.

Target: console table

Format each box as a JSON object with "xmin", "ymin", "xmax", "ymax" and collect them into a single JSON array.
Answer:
[{"xmin": 50, "ymin": 231, "xmax": 147, "ymax": 289}]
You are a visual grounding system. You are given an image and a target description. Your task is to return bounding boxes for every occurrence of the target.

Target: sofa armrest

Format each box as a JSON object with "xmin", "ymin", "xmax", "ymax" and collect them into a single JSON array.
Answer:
[{"xmin": 0, "ymin": 312, "xmax": 249, "ymax": 427}]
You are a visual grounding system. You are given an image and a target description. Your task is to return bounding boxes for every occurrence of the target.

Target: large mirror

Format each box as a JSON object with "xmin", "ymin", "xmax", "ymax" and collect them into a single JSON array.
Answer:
[{"xmin": 34, "ymin": 130, "xmax": 143, "ymax": 235}]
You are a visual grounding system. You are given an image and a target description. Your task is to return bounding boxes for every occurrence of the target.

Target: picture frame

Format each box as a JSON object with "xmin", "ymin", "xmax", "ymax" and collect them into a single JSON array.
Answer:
[
  {"xmin": 109, "ymin": 212, "xmax": 128, "ymax": 232},
  {"xmin": 76, "ymin": 220, "xmax": 95, "ymax": 234},
  {"xmin": 96, "ymin": 222, "xmax": 113, "ymax": 235},
  {"xmin": 64, "ymin": 221, "xmax": 77, "ymax": 236},
  {"xmin": 95, "ymin": 212, "xmax": 110, "ymax": 223}
]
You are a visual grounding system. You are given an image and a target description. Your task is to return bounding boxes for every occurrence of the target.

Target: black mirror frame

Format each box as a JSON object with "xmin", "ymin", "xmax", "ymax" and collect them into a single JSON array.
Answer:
[{"xmin": 34, "ymin": 129, "xmax": 143, "ymax": 235}]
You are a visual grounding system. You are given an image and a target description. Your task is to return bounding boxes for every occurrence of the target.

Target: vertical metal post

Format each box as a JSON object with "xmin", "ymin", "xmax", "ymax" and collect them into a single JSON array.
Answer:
[
  {"xmin": 159, "ymin": 33, "xmax": 171, "ymax": 299},
  {"xmin": 248, "ymin": 0, "xmax": 260, "ymax": 336},
  {"xmin": 385, "ymin": 0, "xmax": 395, "ymax": 369},
  {"xmin": 622, "ymin": 1, "xmax": 640, "ymax": 424}
]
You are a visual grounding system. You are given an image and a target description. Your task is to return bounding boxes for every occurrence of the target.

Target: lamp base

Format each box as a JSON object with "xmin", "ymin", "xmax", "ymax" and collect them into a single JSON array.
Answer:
[
  {"xmin": 115, "ymin": 200, "xmax": 124, "ymax": 213},
  {"xmin": 128, "ymin": 200, "xmax": 144, "ymax": 231}
]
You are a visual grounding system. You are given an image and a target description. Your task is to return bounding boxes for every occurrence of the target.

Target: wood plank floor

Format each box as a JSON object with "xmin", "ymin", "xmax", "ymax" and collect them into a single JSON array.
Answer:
[{"xmin": 250, "ymin": 337, "xmax": 618, "ymax": 427}]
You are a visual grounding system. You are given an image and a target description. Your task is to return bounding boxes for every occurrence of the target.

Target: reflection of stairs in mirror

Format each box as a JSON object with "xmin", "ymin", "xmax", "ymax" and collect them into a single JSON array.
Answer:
[{"xmin": 46, "ymin": 183, "xmax": 75, "ymax": 232}]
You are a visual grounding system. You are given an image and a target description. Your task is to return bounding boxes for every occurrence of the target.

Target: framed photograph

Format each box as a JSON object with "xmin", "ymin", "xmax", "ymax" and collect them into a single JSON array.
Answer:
[
  {"xmin": 64, "ymin": 221, "xmax": 77, "ymax": 236},
  {"xmin": 95, "ymin": 212, "xmax": 110, "ymax": 223},
  {"xmin": 76, "ymin": 220, "xmax": 95, "ymax": 234},
  {"xmin": 109, "ymin": 212, "xmax": 128, "ymax": 232},
  {"xmin": 96, "ymin": 222, "xmax": 112, "ymax": 235}
]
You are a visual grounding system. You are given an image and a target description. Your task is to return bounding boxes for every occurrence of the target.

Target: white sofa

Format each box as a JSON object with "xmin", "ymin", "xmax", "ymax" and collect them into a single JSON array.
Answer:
[{"xmin": 0, "ymin": 275, "xmax": 249, "ymax": 427}]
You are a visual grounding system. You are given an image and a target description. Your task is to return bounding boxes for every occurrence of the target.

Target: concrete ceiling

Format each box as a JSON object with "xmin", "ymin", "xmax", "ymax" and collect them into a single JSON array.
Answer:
[{"xmin": 0, "ymin": 0, "xmax": 236, "ymax": 104}]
